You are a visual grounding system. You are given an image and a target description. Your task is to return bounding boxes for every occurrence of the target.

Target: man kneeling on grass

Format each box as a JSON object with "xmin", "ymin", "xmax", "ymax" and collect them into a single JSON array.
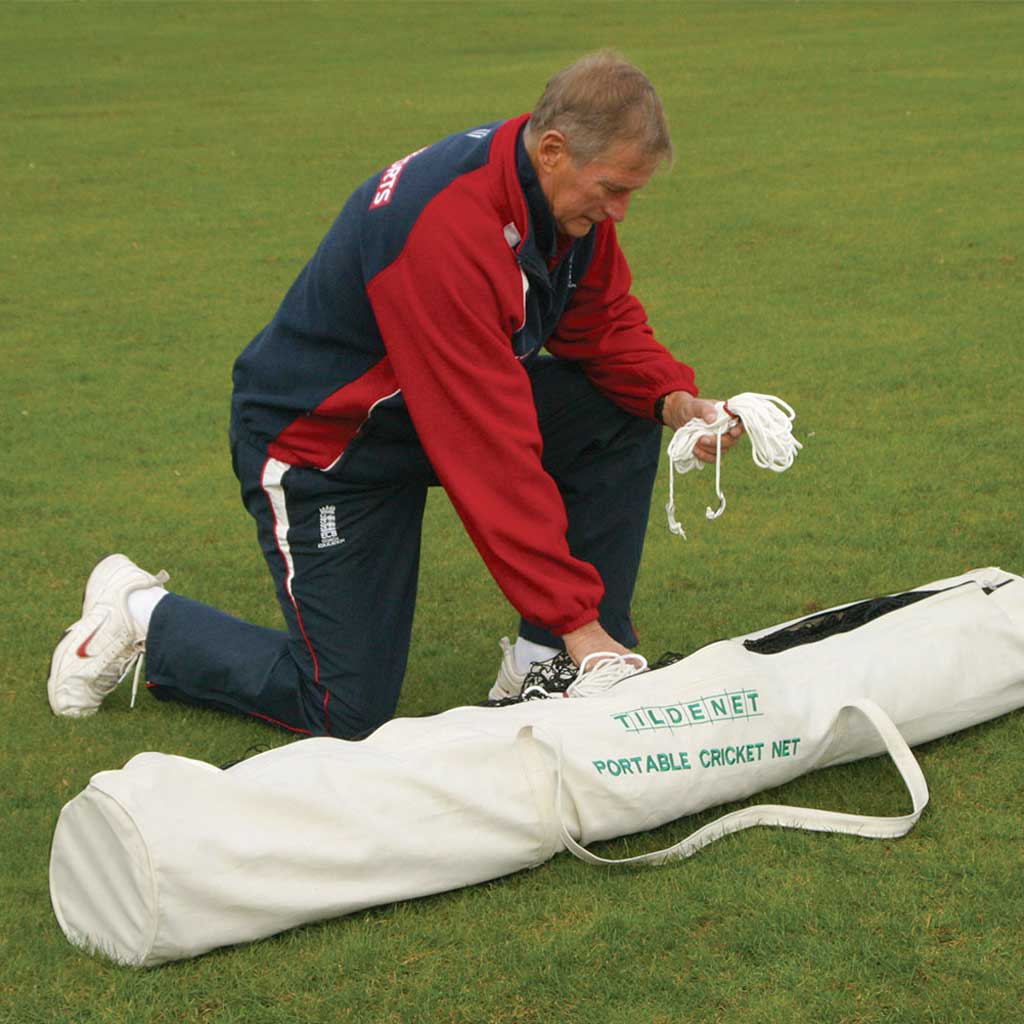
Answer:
[{"xmin": 47, "ymin": 51, "xmax": 741, "ymax": 737}]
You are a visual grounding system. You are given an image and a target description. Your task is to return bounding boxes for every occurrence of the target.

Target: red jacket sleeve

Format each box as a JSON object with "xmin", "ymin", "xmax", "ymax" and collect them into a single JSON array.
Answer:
[
  {"xmin": 366, "ymin": 187, "xmax": 604, "ymax": 637},
  {"xmin": 546, "ymin": 220, "xmax": 698, "ymax": 418}
]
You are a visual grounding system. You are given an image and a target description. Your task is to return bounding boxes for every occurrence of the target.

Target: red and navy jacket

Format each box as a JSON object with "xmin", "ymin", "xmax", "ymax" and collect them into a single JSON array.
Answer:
[{"xmin": 231, "ymin": 113, "xmax": 698, "ymax": 637}]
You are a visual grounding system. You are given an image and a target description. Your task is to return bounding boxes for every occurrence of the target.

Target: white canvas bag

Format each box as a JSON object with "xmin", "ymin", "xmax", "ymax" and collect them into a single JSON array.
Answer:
[{"xmin": 50, "ymin": 568, "xmax": 1024, "ymax": 966}]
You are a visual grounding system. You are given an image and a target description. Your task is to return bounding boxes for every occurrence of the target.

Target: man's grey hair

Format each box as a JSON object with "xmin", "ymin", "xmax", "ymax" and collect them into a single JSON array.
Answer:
[{"xmin": 524, "ymin": 50, "xmax": 673, "ymax": 167}]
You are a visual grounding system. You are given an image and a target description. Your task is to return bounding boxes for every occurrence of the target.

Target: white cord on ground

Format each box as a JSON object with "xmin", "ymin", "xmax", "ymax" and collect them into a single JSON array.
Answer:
[{"xmin": 665, "ymin": 393, "xmax": 802, "ymax": 538}]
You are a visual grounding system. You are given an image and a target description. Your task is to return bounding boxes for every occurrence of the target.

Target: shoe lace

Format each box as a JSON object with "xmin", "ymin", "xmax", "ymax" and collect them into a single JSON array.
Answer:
[
  {"xmin": 125, "ymin": 568, "xmax": 168, "ymax": 709},
  {"xmin": 125, "ymin": 644, "xmax": 147, "ymax": 709},
  {"xmin": 566, "ymin": 652, "xmax": 648, "ymax": 698}
]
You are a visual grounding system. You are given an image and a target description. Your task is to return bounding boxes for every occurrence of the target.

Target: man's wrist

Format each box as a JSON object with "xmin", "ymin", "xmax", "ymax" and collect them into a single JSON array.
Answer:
[
  {"xmin": 659, "ymin": 390, "xmax": 700, "ymax": 431},
  {"xmin": 654, "ymin": 393, "xmax": 668, "ymax": 424}
]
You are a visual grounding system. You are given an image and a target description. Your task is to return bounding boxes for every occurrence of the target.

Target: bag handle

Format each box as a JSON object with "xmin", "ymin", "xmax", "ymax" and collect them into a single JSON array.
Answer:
[{"xmin": 544, "ymin": 698, "xmax": 930, "ymax": 866}]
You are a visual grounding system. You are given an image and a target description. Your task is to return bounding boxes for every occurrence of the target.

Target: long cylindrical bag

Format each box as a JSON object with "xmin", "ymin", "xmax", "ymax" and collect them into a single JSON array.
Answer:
[{"xmin": 50, "ymin": 567, "xmax": 1024, "ymax": 966}]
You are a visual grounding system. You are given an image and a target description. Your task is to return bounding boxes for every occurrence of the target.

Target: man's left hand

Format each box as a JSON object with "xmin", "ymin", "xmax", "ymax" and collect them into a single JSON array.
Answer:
[{"xmin": 660, "ymin": 391, "xmax": 745, "ymax": 464}]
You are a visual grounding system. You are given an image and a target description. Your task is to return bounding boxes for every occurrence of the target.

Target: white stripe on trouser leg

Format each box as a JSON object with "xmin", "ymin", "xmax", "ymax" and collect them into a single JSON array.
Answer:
[
  {"xmin": 260, "ymin": 457, "xmax": 322, "ymax": 687},
  {"xmin": 260, "ymin": 458, "xmax": 298, "ymax": 599}
]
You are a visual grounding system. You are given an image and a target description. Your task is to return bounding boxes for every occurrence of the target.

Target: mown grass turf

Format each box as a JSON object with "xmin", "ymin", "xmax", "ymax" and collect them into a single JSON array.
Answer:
[{"xmin": 2, "ymin": 2, "xmax": 1022, "ymax": 1022}]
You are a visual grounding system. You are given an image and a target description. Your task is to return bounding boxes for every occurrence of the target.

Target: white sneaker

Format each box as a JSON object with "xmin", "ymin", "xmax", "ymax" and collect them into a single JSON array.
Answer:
[
  {"xmin": 47, "ymin": 554, "xmax": 169, "ymax": 717},
  {"xmin": 486, "ymin": 639, "xmax": 582, "ymax": 704},
  {"xmin": 487, "ymin": 637, "xmax": 526, "ymax": 701}
]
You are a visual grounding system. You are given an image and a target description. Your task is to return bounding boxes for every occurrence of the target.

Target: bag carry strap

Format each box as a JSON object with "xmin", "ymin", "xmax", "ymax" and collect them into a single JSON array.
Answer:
[{"xmin": 548, "ymin": 698, "xmax": 930, "ymax": 867}]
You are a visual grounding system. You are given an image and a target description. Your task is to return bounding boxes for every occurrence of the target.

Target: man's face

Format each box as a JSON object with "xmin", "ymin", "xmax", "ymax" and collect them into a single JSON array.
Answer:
[{"xmin": 538, "ymin": 134, "xmax": 660, "ymax": 239}]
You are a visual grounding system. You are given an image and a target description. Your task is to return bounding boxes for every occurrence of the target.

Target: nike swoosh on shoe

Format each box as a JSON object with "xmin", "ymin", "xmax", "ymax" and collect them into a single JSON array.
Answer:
[{"xmin": 76, "ymin": 622, "xmax": 103, "ymax": 659}]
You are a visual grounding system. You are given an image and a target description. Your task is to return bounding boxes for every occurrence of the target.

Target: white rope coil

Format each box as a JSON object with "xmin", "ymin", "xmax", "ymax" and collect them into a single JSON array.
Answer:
[
  {"xmin": 567, "ymin": 652, "xmax": 648, "ymax": 698},
  {"xmin": 665, "ymin": 393, "xmax": 802, "ymax": 538}
]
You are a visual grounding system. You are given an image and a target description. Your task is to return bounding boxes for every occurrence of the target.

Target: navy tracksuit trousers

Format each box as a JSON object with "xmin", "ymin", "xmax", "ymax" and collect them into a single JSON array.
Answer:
[{"xmin": 146, "ymin": 359, "xmax": 662, "ymax": 738}]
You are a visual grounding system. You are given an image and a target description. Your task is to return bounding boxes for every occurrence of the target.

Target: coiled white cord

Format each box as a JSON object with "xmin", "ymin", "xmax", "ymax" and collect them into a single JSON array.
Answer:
[
  {"xmin": 566, "ymin": 652, "xmax": 648, "ymax": 697},
  {"xmin": 665, "ymin": 393, "xmax": 802, "ymax": 538}
]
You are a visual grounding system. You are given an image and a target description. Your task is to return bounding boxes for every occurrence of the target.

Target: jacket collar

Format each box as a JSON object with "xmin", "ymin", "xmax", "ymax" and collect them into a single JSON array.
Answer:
[
  {"xmin": 487, "ymin": 114, "xmax": 532, "ymax": 252},
  {"xmin": 489, "ymin": 113, "xmax": 580, "ymax": 271},
  {"xmin": 515, "ymin": 126, "xmax": 557, "ymax": 261}
]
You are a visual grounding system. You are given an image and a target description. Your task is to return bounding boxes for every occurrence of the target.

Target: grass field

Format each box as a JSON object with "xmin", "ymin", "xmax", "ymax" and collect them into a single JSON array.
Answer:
[{"xmin": 3, "ymin": 2, "xmax": 1023, "ymax": 1022}]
